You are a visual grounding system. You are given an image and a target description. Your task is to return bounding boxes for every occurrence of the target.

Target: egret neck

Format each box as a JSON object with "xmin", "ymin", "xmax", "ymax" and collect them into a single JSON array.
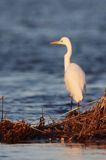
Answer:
[{"xmin": 64, "ymin": 41, "xmax": 72, "ymax": 72}]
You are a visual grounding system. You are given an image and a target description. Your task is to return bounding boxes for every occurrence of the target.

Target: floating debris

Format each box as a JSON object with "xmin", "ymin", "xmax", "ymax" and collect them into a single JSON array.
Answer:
[{"xmin": 0, "ymin": 90, "xmax": 106, "ymax": 144}]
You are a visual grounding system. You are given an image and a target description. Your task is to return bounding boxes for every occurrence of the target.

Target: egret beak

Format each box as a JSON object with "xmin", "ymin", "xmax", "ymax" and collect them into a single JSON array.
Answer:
[{"xmin": 50, "ymin": 41, "xmax": 61, "ymax": 45}]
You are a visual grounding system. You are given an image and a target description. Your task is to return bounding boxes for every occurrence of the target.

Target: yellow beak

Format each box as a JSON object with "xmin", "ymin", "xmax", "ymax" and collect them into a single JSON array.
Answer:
[{"xmin": 50, "ymin": 41, "xmax": 60, "ymax": 44}]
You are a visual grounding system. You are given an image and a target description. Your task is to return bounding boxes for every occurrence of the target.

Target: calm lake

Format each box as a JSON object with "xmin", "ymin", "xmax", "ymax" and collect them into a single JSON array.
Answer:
[{"xmin": 0, "ymin": 143, "xmax": 106, "ymax": 160}]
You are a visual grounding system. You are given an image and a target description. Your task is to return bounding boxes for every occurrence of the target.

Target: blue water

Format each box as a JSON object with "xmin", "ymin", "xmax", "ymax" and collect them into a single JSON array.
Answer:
[{"xmin": 0, "ymin": 0, "xmax": 105, "ymax": 121}]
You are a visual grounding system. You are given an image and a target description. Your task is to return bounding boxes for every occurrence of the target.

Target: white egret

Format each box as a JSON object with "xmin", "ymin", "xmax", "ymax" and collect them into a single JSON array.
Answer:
[{"xmin": 50, "ymin": 37, "xmax": 86, "ymax": 108}]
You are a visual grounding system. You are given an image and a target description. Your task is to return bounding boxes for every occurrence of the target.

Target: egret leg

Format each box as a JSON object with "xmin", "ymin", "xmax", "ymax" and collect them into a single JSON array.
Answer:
[
  {"xmin": 77, "ymin": 103, "xmax": 80, "ymax": 112},
  {"xmin": 70, "ymin": 99, "xmax": 73, "ymax": 110}
]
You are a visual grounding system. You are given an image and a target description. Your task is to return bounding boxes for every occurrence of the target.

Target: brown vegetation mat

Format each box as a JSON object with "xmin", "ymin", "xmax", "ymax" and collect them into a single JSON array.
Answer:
[
  {"xmin": 64, "ymin": 104, "xmax": 106, "ymax": 143},
  {"xmin": 0, "ymin": 91, "xmax": 106, "ymax": 144}
]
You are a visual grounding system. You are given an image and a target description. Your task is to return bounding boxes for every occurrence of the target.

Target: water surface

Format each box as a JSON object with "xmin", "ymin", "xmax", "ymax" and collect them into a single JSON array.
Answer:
[
  {"xmin": 0, "ymin": 0, "xmax": 105, "ymax": 121},
  {"xmin": 0, "ymin": 143, "xmax": 106, "ymax": 160}
]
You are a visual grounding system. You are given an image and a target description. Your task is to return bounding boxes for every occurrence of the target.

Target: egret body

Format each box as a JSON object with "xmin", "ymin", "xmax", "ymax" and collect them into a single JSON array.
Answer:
[{"xmin": 51, "ymin": 37, "xmax": 86, "ymax": 107}]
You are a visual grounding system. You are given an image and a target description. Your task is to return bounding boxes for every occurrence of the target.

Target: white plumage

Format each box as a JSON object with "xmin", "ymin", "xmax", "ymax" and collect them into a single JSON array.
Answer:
[{"xmin": 51, "ymin": 37, "xmax": 86, "ymax": 106}]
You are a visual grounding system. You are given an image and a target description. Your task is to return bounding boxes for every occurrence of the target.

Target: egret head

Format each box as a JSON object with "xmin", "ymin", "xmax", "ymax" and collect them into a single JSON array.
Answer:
[{"xmin": 50, "ymin": 37, "xmax": 71, "ymax": 46}]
